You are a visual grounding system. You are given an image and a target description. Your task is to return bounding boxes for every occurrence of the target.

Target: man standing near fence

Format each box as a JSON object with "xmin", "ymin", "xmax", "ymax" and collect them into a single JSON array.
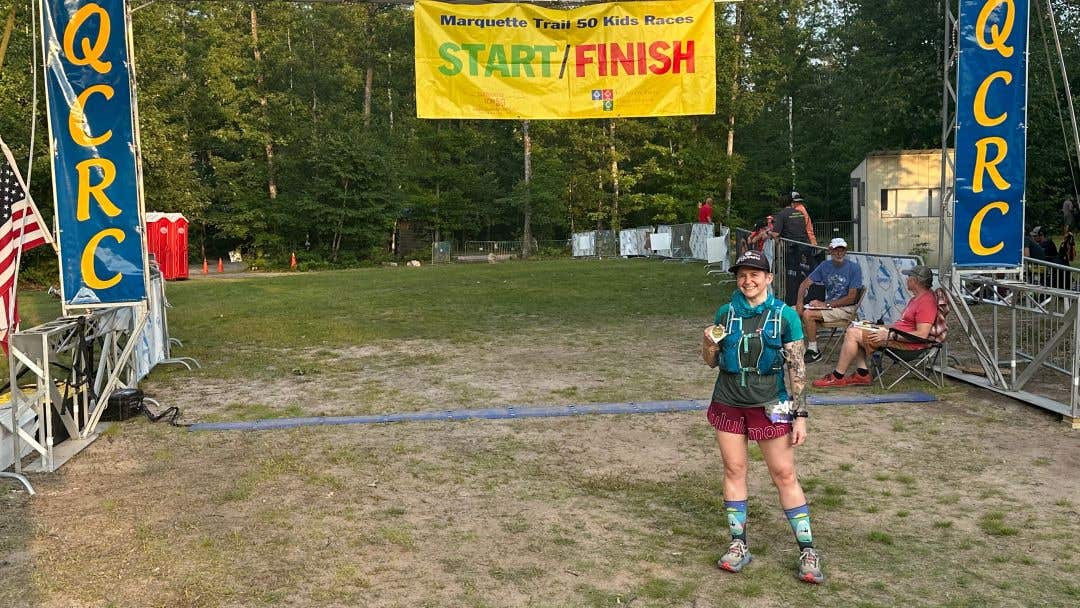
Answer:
[
  {"xmin": 771, "ymin": 193, "xmax": 822, "ymax": 304},
  {"xmin": 1064, "ymin": 198, "xmax": 1075, "ymax": 233},
  {"xmin": 699, "ymin": 197, "xmax": 714, "ymax": 224},
  {"xmin": 1031, "ymin": 227, "xmax": 1058, "ymax": 261},
  {"xmin": 771, "ymin": 192, "xmax": 816, "ymax": 246},
  {"xmin": 796, "ymin": 238, "xmax": 862, "ymax": 363},
  {"xmin": 791, "ymin": 193, "xmax": 817, "ymax": 247}
]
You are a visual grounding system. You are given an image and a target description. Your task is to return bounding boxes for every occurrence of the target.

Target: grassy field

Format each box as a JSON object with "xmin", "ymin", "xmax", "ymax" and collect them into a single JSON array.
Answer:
[{"xmin": 2, "ymin": 259, "xmax": 1079, "ymax": 607}]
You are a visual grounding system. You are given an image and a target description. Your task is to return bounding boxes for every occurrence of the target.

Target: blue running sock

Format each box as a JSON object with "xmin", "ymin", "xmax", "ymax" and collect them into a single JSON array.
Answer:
[
  {"xmin": 725, "ymin": 500, "xmax": 748, "ymax": 542},
  {"xmin": 784, "ymin": 504, "xmax": 814, "ymax": 549}
]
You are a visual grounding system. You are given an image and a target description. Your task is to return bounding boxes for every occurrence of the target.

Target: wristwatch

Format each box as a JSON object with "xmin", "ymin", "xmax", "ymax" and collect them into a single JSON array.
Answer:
[{"xmin": 793, "ymin": 411, "xmax": 809, "ymax": 418}]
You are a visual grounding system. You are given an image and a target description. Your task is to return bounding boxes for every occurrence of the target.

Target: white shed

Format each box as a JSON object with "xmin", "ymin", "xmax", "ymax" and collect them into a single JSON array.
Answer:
[{"xmin": 850, "ymin": 150, "xmax": 953, "ymax": 267}]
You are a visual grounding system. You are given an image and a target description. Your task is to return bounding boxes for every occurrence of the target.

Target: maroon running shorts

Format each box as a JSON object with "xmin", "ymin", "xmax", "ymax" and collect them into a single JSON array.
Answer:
[{"xmin": 707, "ymin": 401, "xmax": 792, "ymax": 441}]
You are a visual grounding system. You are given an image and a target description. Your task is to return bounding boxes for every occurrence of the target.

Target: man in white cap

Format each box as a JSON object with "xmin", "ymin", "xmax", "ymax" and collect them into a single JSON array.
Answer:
[{"xmin": 795, "ymin": 237, "xmax": 862, "ymax": 362}]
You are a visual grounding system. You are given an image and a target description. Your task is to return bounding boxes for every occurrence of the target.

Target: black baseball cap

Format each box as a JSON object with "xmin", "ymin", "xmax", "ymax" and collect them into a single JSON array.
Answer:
[{"xmin": 731, "ymin": 250, "xmax": 771, "ymax": 274}]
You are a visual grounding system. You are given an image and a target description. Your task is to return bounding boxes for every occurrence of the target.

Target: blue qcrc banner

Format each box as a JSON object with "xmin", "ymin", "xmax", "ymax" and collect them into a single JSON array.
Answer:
[
  {"xmin": 954, "ymin": 0, "xmax": 1029, "ymax": 268},
  {"xmin": 42, "ymin": 0, "xmax": 147, "ymax": 305}
]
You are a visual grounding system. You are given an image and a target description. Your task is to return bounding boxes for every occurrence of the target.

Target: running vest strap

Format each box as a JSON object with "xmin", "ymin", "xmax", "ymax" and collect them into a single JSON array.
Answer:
[{"xmin": 719, "ymin": 297, "xmax": 788, "ymax": 399}]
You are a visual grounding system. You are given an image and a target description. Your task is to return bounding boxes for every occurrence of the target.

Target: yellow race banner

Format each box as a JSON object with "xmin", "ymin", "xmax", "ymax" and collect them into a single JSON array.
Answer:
[{"xmin": 414, "ymin": 0, "xmax": 716, "ymax": 119}]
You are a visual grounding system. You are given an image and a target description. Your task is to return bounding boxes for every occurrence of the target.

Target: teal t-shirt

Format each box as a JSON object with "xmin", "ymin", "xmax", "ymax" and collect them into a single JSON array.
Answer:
[{"xmin": 711, "ymin": 301, "xmax": 804, "ymax": 407}]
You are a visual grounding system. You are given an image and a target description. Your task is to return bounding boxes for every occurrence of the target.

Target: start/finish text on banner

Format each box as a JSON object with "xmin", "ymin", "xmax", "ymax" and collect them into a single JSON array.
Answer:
[
  {"xmin": 415, "ymin": 0, "xmax": 716, "ymax": 120},
  {"xmin": 437, "ymin": 41, "xmax": 697, "ymax": 78}
]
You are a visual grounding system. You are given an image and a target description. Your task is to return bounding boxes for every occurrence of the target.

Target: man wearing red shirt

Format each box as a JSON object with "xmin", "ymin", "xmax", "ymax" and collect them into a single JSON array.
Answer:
[
  {"xmin": 698, "ymin": 196, "xmax": 714, "ymax": 223},
  {"xmin": 812, "ymin": 265, "xmax": 938, "ymax": 387}
]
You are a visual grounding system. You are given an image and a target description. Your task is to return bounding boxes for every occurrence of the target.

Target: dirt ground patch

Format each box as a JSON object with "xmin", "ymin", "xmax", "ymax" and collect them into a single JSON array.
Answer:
[
  {"xmin": 3, "ymin": 263, "xmax": 1079, "ymax": 606},
  {"xmin": 3, "ymin": 380, "xmax": 1078, "ymax": 607},
  {"xmin": 143, "ymin": 322, "xmax": 709, "ymax": 421}
]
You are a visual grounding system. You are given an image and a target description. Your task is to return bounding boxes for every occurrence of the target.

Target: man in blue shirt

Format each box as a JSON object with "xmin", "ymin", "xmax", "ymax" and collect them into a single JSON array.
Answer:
[{"xmin": 795, "ymin": 238, "xmax": 863, "ymax": 362}]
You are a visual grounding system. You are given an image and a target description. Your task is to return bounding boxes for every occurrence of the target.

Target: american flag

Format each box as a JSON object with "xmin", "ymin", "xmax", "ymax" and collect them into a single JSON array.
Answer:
[{"xmin": 0, "ymin": 138, "xmax": 54, "ymax": 352}]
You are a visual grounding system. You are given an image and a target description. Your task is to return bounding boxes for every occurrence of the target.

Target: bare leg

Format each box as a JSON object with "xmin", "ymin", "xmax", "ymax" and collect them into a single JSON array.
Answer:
[
  {"xmin": 760, "ymin": 434, "xmax": 821, "ymax": 579},
  {"xmin": 800, "ymin": 310, "xmax": 822, "ymax": 346},
  {"xmin": 714, "ymin": 430, "xmax": 749, "ymax": 501},
  {"xmin": 715, "ymin": 429, "xmax": 753, "ymax": 569},
  {"xmin": 835, "ymin": 326, "xmax": 871, "ymax": 374},
  {"xmin": 758, "ymin": 434, "xmax": 806, "ymax": 509},
  {"xmin": 835, "ymin": 326, "xmax": 860, "ymax": 374}
]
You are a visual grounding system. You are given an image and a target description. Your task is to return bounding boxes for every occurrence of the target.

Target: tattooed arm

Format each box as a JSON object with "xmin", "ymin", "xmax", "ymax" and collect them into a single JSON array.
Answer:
[{"xmin": 783, "ymin": 340, "xmax": 808, "ymax": 413}]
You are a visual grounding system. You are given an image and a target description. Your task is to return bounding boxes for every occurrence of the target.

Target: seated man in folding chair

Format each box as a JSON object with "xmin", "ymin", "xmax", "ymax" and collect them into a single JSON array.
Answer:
[
  {"xmin": 796, "ymin": 238, "xmax": 863, "ymax": 363},
  {"xmin": 812, "ymin": 265, "xmax": 938, "ymax": 388}
]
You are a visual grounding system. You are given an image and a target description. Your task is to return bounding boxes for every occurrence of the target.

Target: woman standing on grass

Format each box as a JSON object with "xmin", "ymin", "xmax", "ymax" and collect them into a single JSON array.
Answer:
[{"xmin": 701, "ymin": 249, "xmax": 823, "ymax": 584}]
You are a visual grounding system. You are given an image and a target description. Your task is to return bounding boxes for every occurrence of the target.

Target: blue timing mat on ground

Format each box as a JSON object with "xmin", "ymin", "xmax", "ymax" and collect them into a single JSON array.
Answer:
[{"xmin": 188, "ymin": 392, "xmax": 936, "ymax": 432}]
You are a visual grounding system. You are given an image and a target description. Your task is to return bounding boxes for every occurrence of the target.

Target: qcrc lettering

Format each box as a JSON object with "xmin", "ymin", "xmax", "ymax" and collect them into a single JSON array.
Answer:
[
  {"xmin": 966, "ymin": 0, "xmax": 1018, "ymax": 258},
  {"xmin": 63, "ymin": 3, "xmax": 126, "ymax": 289}
]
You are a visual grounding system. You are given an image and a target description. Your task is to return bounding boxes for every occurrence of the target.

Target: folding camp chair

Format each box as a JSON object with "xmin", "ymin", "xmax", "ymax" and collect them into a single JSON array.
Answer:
[
  {"xmin": 871, "ymin": 289, "xmax": 950, "ymax": 389},
  {"xmin": 817, "ymin": 287, "xmax": 867, "ymax": 362}
]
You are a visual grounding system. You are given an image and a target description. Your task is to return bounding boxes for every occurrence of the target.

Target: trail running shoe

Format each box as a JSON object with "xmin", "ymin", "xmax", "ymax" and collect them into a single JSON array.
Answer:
[
  {"xmin": 811, "ymin": 373, "xmax": 847, "ymax": 388},
  {"xmin": 797, "ymin": 547, "xmax": 825, "ymax": 584},
  {"xmin": 804, "ymin": 350, "xmax": 823, "ymax": 363},
  {"xmin": 847, "ymin": 372, "xmax": 873, "ymax": 386},
  {"xmin": 717, "ymin": 539, "xmax": 752, "ymax": 573}
]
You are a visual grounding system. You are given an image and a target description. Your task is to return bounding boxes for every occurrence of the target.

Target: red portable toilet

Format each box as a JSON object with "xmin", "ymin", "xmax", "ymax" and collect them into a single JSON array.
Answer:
[
  {"xmin": 145, "ymin": 212, "xmax": 189, "ymax": 280},
  {"xmin": 146, "ymin": 212, "xmax": 170, "ymax": 275},
  {"xmin": 169, "ymin": 214, "xmax": 190, "ymax": 279}
]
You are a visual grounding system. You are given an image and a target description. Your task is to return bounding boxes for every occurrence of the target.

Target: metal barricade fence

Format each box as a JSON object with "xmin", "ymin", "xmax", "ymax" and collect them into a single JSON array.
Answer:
[
  {"xmin": 462, "ymin": 240, "xmax": 537, "ymax": 257},
  {"xmin": 595, "ymin": 230, "xmax": 618, "ymax": 257},
  {"xmin": 571, "ymin": 231, "xmax": 617, "ymax": 257},
  {"xmin": 668, "ymin": 223, "xmax": 693, "ymax": 259},
  {"xmin": 1015, "ymin": 285, "xmax": 1077, "ymax": 377},
  {"xmin": 950, "ymin": 275, "xmax": 1079, "ymax": 420},
  {"xmin": 652, "ymin": 225, "xmax": 673, "ymax": 257},
  {"xmin": 535, "ymin": 239, "xmax": 571, "ymax": 255},
  {"xmin": 814, "ymin": 221, "xmax": 854, "ymax": 247},
  {"xmin": 734, "ymin": 227, "xmax": 776, "ymax": 270},
  {"xmin": 572, "ymin": 232, "xmax": 596, "ymax": 257},
  {"xmin": 432, "ymin": 241, "xmax": 452, "ymax": 264},
  {"xmin": 689, "ymin": 223, "xmax": 714, "ymax": 260},
  {"xmin": 732, "ymin": 227, "xmax": 765, "ymax": 270},
  {"xmin": 1023, "ymin": 257, "xmax": 1079, "ymax": 292},
  {"xmin": 619, "ymin": 227, "xmax": 654, "ymax": 257},
  {"xmin": 772, "ymin": 239, "xmax": 821, "ymax": 306},
  {"xmin": 734, "ymin": 228, "xmax": 753, "ymax": 257}
]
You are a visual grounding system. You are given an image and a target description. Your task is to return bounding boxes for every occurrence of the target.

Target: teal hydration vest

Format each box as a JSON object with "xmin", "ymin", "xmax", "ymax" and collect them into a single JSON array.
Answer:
[{"xmin": 719, "ymin": 298, "xmax": 790, "ymax": 400}]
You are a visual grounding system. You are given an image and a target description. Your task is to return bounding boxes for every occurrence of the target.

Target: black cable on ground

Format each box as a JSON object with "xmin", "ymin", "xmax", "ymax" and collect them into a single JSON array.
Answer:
[
  {"xmin": 104, "ymin": 389, "xmax": 194, "ymax": 428},
  {"xmin": 139, "ymin": 401, "xmax": 192, "ymax": 428}
]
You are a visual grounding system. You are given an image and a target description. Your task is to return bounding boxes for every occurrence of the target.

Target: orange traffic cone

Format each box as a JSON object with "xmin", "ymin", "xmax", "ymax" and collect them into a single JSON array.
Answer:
[
  {"xmin": 290, "ymin": 252, "xmax": 297, "ymax": 270},
  {"xmin": 217, "ymin": 258, "xmax": 224, "ymax": 273},
  {"xmin": 202, "ymin": 259, "xmax": 208, "ymax": 274}
]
